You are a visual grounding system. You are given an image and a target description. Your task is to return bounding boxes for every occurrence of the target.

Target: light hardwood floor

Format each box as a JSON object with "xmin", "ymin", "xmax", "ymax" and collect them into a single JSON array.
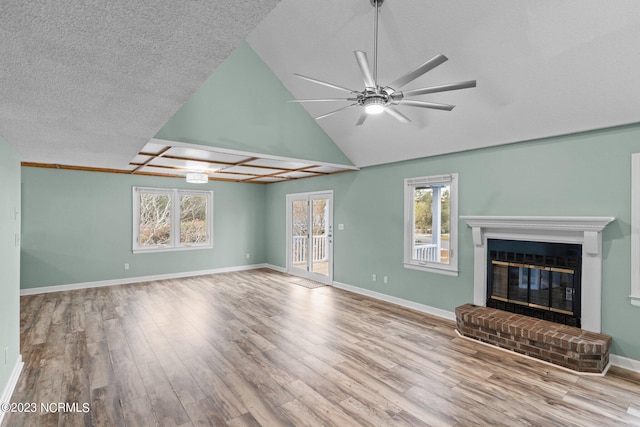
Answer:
[{"xmin": 4, "ymin": 268, "xmax": 640, "ymax": 426}]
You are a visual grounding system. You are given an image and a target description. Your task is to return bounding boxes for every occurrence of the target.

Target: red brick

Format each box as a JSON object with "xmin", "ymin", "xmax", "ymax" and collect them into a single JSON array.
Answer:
[
  {"xmin": 519, "ymin": 343, "xmax": 542, "ymax": 356},
  {"xmin": 454, "ymin": 305, "xmax": 611, "ymax": 373}
]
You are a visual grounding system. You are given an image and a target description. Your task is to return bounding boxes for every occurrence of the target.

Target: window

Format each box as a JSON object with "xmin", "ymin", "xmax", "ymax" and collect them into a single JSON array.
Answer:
[
  {"xmin": 404, "ymin": 173, "xmax": 458, "ymax": 276},
  {"xmin": 133, "ymin": 187, "xmax": 213, "ymax": 253}
]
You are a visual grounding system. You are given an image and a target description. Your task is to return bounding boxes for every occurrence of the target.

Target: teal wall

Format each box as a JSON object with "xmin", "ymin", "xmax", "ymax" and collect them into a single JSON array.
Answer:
[
  {"xmin": 20, "ymin": 168, "xmax": 266, "ymax": 289},
  {"xmin": 16, "ymin": 123, "xmax": 640, "ymax": 362},
  {"xmin": 265, "ymin": 124, "xmax": 640, "ymax": 360},
  {"xmin": 155, "ymin": 42, "xmax": 353, "ymax": 166},
  {"xmin": 0, "ymin": 137, "xmax": 21, "ymax": 399}
]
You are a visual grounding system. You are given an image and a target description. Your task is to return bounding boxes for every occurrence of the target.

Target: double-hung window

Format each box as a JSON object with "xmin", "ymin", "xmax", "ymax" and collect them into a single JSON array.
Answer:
[
  {"xmin": 133, "ymin": 186, "xmax": 213, "ymax": 253},
  {"xmin": 404, "ymin": 173, "xmax": 458, "ymax": 276}
]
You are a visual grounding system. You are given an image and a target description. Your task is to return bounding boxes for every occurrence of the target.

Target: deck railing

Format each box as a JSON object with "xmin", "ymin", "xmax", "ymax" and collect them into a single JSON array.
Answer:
[
  {"xmin": 292, "ymin": 235, "xmax": 327, "ymax": 264},
  {"xmin": 414, "ymin": 243, "xmax": 438, "ymax": 262}
]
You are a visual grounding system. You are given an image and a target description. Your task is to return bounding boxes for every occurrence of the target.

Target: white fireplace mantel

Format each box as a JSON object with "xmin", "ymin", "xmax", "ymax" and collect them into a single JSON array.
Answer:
[{"xmin": 460, "ymin": 216, "xmax": 615, "ymax": 333}]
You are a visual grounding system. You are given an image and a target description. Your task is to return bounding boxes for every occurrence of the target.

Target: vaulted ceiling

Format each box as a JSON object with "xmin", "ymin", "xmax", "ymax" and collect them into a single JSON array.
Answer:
[
  {"xmin": 2, "ymin": 1, "xmax": 640, "ymax": 172},
  {"xmin": 247, "ymin": 0, "xmax": 640, "ymax": 167}
]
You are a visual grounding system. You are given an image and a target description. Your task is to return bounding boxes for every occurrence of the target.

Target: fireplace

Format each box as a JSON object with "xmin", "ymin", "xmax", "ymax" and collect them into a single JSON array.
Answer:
[
  {"xmin": 486, "ymin": 239, "xmax": 582, "ymax": 327},
  {"xmin": 456, "ymin": 216, "xmax": 615, "ymax": 372},
  {"xmin": 460, "ymin": 216, "xmax": 614, "ymax": 333}
]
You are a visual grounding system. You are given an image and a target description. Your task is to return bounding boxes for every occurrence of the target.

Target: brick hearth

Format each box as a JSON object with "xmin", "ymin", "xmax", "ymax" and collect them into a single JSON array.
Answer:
[{"xmin": 455, "ymin": 304, "xmax": 611, "ymax": 373}]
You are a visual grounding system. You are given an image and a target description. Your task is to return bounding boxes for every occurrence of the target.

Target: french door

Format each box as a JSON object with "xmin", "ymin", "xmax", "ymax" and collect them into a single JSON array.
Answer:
[{"xmin": 286, "ymin": 191, "xmax": 333, "ymax": 284}]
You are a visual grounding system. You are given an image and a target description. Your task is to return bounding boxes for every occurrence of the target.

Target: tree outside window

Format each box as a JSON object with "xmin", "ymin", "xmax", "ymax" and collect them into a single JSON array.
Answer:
[{"xmin": 133, "ymin": 187, "xmax": 213, "ymax": 253}]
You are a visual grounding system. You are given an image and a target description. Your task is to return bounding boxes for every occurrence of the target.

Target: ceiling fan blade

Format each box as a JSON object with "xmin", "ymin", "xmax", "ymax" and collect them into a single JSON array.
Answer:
[
  {"xmin": 386, "ymin": 54, "xmax": 448, "ymax": 91},
  {"xmin": 354, "ymin": 51, "xmax": 376, "ymax": 88},
  {"xmin": 293, "ymin": 73, "xmax": 357, "ymax": 94},
  {"xmin": 401, "ymin": 80, "xmax": 477, "ymax": 98},
  {"xmin": 355, "ymin": 112, "xmax": 368, "ymax": 126},
  {"xmin": 385, "ymin": 107, "xmax": 412, "ymax": 124},
  {"xmin": 289, "ymin": 98, "xmax": 357, "ymax": 103},
  {"xmin": 400, "ymin": 99, "xmax": 455, "ymax": 111},
  {"xmin": 315, "ymin": 103, "xmax": 358, "ymax": 120}
]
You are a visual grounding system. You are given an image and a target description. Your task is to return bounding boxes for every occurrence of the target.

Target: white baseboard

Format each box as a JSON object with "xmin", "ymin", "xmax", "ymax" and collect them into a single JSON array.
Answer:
[
  {"xmin": 610, "ymin": 354, "xmax": 640, "ymax": 374},
  {"xmin": 19, "ymin": 267, "xmax": 640, "ymax": 374},
  {"xmin": 20, "ymin": 264, "xmax": 270, "ymax": 296},
  {"xmin": 332, "ymin": 280, "xmax": 457, "ymax": 321},
  {"xmin": 331, "ymin": 280, "xmax": 640, "ymax": 373},
  {"xmin": 0, "ymin": 354, "xmax": 24, "ymax": 426},
  {"xmin": 264, "ymin": 263, "xmax": 287, "ymax": 273}
]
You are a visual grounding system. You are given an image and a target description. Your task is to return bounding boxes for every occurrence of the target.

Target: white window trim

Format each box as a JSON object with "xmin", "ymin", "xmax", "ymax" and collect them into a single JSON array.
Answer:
[
  {"xmin": 132, "ymin": 186, "xmax": 213, "ymax": 254},
  {"xmin": 631, "ymin": 154, "xmax": 640, "ymax": 306},
  {"xmin": 403, "ymin": 173, "xmax": 459, "ymax": 276}
]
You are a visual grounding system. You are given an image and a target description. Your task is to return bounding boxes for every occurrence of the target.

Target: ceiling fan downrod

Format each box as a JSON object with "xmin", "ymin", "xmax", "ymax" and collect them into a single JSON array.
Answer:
[
  {"xmin": 290, "ymin": 0, "xmax": 476, "ymax": 125},
  {"xmin": 371, "ymin": 0, "xmax": 383, "ymax": 87}
]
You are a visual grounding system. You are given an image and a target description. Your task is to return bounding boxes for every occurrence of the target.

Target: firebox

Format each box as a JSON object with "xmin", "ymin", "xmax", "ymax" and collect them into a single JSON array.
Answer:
[{"xmin": 486, "ymin": 239, "xmax": 582, "ymax": 327}]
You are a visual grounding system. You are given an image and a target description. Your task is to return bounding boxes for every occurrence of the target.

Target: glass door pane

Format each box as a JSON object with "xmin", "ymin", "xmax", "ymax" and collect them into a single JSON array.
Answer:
[
  {"xmin": 291, "ymin": 199, "xmax": 309, "ymax": 272},
  {"xmin": 287, "ymin": 191, "xmax": 333, "ymax": 284},
  {"xmin": 311, "ymin": 197, "xmax": 330, "ymax": 276}
]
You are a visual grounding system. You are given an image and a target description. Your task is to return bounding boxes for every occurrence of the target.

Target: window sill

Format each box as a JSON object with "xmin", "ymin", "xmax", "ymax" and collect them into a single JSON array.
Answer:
[
  {"xmin": 133, "ymin": 244, "xmax": 213, "ymax": 254},
  {"xmin": 403, "ymin": 262, "xmax": 459, "ymax": 277}
]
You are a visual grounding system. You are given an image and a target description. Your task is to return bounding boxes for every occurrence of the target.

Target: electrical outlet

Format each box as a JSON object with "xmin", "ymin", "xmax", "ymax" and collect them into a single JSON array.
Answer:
[
  {"xmin": 124, "ymin": 263, "xmax": 130, "ymax": 270},
  {"xmin": 383, "ymin": 276, "xmax": 388, "ymax": 284},
  {"xmin": 372, "ymin": 274, "xmax": 377, "ymax": 281},
  {"xmin": 246, "ymin": 253, "xmax": 251, "ymax": 259}
]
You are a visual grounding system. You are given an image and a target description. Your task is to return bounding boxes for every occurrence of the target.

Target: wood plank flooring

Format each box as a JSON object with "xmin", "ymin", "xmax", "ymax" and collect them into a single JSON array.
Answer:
[{"xmin": 4, "ymin": 268, "xmax": 640, "ymax": 426}]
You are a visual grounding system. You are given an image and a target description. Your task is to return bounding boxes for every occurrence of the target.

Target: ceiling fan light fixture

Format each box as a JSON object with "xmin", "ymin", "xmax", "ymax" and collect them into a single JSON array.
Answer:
[
  {"xmin": 292, "ymin": 0, "xmax": 475, "ymax": 125},
  {"xmin": 186, "ymin": 172, "xmax": 208, "ymax": 184},
  {"xmin": 364, "ymin": 97, "xmax": 385, "ymax": 114}
]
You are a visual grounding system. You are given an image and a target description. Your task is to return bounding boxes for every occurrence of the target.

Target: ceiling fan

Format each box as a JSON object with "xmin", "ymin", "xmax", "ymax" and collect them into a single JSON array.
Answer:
[{"xmin": 291, "ymin": 0, "xmax": 476, "ymax": 126}]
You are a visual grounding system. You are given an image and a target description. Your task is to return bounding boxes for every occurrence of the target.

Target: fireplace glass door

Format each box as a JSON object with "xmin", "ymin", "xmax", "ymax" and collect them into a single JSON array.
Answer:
[{"xmin": 487, "ymin": 239, "xmax": 581, "ymax": 327}]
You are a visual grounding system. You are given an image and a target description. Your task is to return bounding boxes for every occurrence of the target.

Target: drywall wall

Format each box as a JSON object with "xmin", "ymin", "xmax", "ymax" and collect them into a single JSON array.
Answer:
[
  {"xmin": 0, "ymin": 136, "xmax": 21, "ymax": 406},
  {"xmin": 20, "ymin": 168, "xmax": 266, "ymax": 289},
  {"xmin": 265, "ymin": 123, "xmax": 640, "ymax": 361},
  {"xmin": 155, "ymin": 42, "xmax": 353, "ymax": 167}
]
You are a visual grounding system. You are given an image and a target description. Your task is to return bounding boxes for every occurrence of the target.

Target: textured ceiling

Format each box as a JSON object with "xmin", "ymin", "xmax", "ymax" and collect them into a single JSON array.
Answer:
[
  {"xmin": 0, "ymin": 0, "xmax": 280, "ymax": 169},
  {"xmin": 2, "ymin": 0, "xmax": 640, "ymax": 172},
  {"xmin": 248, "ymin": 0, "xmax": 640, "ymax": 167}
]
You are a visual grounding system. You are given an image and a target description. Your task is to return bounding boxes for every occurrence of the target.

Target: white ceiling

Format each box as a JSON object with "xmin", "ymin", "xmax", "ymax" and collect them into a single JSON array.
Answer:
[
  {"xmin": 2, "ymin": 1, "xmax": 640, "ymax": 171},
  {"xmin": 248, "ymin": 0, "xmax": 640, "ymax": 167}
]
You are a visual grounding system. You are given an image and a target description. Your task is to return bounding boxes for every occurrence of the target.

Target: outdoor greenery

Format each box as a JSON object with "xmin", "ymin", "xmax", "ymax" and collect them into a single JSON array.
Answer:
[
  {"xmin": 138, "ymin": 192, "xmax": 207, "ymax": 246},
  {"xmin": 179, "ymin": 194, "xmax": 207, "ymax": 244},
  {"xmin": 139, "ymin": 193, "xmax": 171, "ymax": 246},
  {"xmin": 292, "ymin": 199, "xmax": 327, "ymax": 236},
  {"xmin": 414, "ymin": 186, "xmax": 450, "ymax": 235}
]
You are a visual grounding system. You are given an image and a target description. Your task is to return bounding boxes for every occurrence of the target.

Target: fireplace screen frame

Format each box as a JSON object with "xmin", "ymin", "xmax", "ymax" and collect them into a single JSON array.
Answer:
[{"xmin": 486, "ymin": 239, "xmax": 582, "ymax": 327}]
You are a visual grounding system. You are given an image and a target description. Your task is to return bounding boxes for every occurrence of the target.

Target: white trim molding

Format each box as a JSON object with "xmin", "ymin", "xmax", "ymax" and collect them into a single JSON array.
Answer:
[
  {"xmin": 403, "ymin": 173, "xmax": 459, "ymax": 276},
  {"xmin": 631, "ymin": 154, "xmax": 640, "ymax": 307},
  {"xmin": 0, "ymin": 355, "xmax": 24, "ymax": 426},
  {"xmin": 332, "ymin": 279, "xmax": 640, "ymax": 373},
  {"xmin": 332, "ymin": 281, "xmax": 456, "ymax": 321},
  {"xmin": 461, "ymin": 216, "xmax": 615, "ymax": 333},
  {"xmin": 285, "ymin": 190, "xmax": 334, "ymax": 285},
  {"xmin": 20, "ymin": 264, "xmax": 269, "ymax": 296},
  {"xmin": 610, "ymin": 353, "xmax": 640, "ymax": 374}
]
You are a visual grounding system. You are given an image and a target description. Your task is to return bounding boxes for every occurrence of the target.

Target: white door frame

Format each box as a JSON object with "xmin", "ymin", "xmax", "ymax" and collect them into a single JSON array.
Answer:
[{"xmin": 285, "ymin": 190, "xmax": 333, "ymax": 284}]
